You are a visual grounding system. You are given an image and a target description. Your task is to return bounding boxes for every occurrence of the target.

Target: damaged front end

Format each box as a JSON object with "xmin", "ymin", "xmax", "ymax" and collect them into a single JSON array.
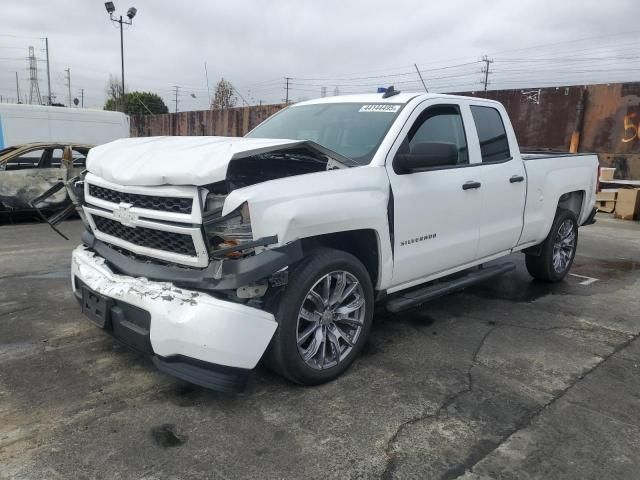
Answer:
[
  {"xmin": 64, "ymin": 142, "xmax": 345, "ymax": 303},
  {"xmin": 64, "ymin": 141, "xmax": 353, "ymax": 391}
]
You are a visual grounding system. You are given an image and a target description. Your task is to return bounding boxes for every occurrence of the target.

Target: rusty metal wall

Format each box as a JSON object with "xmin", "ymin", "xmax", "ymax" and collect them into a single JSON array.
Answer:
[
  {"xmin": 130, "ymin": 104, "xmax": 285, "ymax": 138},
  {"xmin": 131, "ymin": 83, "xmax": 640, "ymax": 178},
  {"xmin": 458, "ymin": 86, "xmax": 584, "ymax": 150}
]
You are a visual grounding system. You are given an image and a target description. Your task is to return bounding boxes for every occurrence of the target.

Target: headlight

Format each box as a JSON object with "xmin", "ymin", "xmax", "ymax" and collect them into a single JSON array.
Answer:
[{"xmin": 204, "ymin": 200, "xmax": 253, "ymax": 257}]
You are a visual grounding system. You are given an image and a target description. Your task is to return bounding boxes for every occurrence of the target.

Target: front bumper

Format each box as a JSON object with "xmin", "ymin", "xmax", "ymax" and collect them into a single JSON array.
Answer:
[
  {"xmin": 71, "ymin": 245, "xmax": 278, "ymax": 392},
  {"xmin": 81, "ymin": 230, "xmax": 303, "ymax": 292}
]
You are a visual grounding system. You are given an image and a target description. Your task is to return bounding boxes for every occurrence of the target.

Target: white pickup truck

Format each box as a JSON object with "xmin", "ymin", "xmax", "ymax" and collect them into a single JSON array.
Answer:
[{"xmin": 68, "ymin": 91, "xmax": 599, "ymax": 392}]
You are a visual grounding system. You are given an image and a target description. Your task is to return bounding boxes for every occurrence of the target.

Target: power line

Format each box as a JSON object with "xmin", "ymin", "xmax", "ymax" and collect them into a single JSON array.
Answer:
[{"xmin": 487, "ymin": 29, "xmax": 640, "ymax": 57}]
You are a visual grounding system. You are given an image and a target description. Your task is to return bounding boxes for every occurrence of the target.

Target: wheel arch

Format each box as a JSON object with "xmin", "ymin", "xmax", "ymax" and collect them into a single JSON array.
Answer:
[
  {"xmin": 557, "ymin": 190, "xmax": 585, "ymax": 219},
  {"xmin": 300, "ymin": 229, "xmax": 381, "ymax": 290}
]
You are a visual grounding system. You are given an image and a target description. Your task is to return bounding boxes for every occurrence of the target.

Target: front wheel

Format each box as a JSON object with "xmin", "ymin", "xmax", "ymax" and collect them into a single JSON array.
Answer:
[
  {"xmin": 264, "ymin": 248, "xmax": 374, "ymax": 385},
  {"xmin": 525, "ymin": 208, "xmax": 578, "ymax": 282}
]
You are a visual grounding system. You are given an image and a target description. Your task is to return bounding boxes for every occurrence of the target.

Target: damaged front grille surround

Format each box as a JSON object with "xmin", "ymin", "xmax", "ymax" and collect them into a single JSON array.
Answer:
[
  {"xmin": 82, "ymin": 173, "xmax": 279, "ymax": 269},
  {"xmin": 83, "ymin": 174, "xmax": 209, "ymax": 267}
]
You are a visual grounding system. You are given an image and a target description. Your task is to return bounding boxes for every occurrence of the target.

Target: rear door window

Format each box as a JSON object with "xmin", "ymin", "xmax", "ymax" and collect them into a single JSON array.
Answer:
[{"xmin": 470, "ymin": 106, "xmax": 511, "ymax": 163}]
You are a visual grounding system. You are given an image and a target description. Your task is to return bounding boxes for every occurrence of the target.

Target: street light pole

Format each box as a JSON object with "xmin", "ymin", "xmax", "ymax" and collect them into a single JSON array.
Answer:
[
  {"xmin": 105, "ymin": 3, "xmax": 137, "ymax": 112},
  {"xmin": 120, "ymin": 16, "xmax": 125, "ymax": 100}
]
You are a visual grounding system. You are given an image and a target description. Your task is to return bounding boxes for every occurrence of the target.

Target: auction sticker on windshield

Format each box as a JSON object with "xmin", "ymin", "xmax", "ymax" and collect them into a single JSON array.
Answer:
[{"xmin": 359, "ymin": 104, "xmax": 401, "ymax": 113}]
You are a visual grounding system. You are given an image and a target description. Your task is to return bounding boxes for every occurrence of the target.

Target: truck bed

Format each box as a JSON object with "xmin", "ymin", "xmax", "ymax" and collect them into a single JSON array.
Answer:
[{"xmin": 518, "ymin": 152, "xmax": 599, "ymax": 248}]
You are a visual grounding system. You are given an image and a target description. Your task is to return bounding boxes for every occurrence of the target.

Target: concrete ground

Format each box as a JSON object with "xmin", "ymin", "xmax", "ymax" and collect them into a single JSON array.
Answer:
[{"xmin": 0, "ymin": 216, "xmax": 639, "ymax": 480}]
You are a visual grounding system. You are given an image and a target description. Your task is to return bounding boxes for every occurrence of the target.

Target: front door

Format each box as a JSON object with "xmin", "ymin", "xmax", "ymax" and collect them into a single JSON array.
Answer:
[{"xmin": 386, "ymin": 102, "xmax": 483, "ymax": 289}]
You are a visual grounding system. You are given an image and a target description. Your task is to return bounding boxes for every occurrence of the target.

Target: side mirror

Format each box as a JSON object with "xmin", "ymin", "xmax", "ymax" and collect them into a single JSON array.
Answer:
[{"xmin": 394, "ymin": 142, "xmax": 458, "ymax": 173}]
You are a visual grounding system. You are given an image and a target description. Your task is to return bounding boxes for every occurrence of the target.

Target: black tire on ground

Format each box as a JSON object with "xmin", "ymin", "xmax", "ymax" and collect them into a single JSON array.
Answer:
[
  {"xmin": 264, "ymin": 248, "xmax": 374, "ymax": 386},
  {"xmin": 525, "ymin": 208, "xmax": 578, "ymax": 283}
]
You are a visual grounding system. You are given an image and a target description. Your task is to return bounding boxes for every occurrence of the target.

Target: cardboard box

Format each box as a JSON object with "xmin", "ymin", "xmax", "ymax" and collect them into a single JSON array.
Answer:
[
  {"xmin": 597, "ymin": 200, "xmax": 616, "ymax": 213},
  {"xmin": 596, "ymin": 191, "xmax": 617, "ymax": 202},
  {"xmin": 600, "ymin": 167, "xmax": 615, "ymax": 181},
  {"xmin": 614, "ymin": 188, "xmax": 640, "ymax": 220},
  {"xmin": 596, "ymin": 190, "xmax": 617, "ymax": 213}
]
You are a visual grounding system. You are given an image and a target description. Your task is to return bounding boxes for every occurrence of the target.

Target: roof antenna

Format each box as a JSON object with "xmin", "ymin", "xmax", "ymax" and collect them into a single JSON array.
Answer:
[
  {"xmin": 382, "ymin": 86, "xmax": 401, "ymax": 99},
  {"xmin": 414, "ymin": 64, "xmax": 428, "ymax": 92}
]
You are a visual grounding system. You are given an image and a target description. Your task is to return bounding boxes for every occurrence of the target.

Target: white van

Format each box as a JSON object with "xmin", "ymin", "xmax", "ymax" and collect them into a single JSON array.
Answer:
[{"xmin": 0, "ymin": 104, "xmax": 129, "ymax": 149}]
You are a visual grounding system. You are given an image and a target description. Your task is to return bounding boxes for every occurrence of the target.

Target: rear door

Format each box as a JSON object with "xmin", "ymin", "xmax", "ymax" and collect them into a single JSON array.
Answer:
[
  {"xmin": 470, "ymin": 105, "xmax": 526, "ymax": 258},
  {"xmin": 386, "ymin": 100, "xmax": 483, "ymax": 289}
]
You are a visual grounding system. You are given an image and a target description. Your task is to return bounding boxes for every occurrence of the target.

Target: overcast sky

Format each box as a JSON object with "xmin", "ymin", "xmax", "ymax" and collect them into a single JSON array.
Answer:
[{"xmin": 1, "ymin": 0, "xmax": 638, "ymax": 111}]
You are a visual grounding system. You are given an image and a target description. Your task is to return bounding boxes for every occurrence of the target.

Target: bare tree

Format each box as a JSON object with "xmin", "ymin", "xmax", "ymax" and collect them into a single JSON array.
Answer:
[
  {"xmin": 211, "ymin": 78, "xmax": 237, "ymax": 110},
  {"xmin": 105, "ymin": 75, "xmax": 122, "ymax": 103}
]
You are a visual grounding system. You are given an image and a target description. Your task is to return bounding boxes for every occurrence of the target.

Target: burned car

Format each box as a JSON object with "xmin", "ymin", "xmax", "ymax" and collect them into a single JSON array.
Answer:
[{"xmin": 0, "ymin": 142, "xmax": 92, "ymax": 216}]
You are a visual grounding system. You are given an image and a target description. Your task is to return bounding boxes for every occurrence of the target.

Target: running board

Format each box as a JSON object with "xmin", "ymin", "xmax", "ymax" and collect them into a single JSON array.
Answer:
[{"xmin": 385, "ymin": 262, "xmax": 516, "ymax": 313}]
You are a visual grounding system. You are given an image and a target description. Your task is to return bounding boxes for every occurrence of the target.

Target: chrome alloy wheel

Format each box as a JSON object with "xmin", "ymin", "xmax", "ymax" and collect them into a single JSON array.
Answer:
[
  {"xmin": 296, "ymin": 270, "xmax": 366, "ymax": 370},
  {"xmin": 552, "ymin": 218, "xmax": 576, "ymax": 273}
]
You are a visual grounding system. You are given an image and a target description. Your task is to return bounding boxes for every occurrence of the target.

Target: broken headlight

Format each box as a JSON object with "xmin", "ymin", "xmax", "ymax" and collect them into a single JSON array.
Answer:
[{"xmin": 204, "ymin": 201, "xmax": 253, "ymax": 257}]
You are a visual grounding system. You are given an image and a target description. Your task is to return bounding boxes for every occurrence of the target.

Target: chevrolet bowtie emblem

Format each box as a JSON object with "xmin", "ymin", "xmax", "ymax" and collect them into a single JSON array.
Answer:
[{"xmin": 112, "ymin": 202, "xmax": 138, "ymax": 227}]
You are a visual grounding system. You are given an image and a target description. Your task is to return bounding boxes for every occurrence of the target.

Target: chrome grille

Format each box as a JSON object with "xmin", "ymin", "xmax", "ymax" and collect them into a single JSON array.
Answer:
[{"xmin": 88, "ymin": 184, "xmax": 193, "ymax": 214}]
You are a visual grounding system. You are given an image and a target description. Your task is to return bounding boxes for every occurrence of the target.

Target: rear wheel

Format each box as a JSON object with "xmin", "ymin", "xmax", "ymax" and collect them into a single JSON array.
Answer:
[
  {"xmin": 264, "ymin": 248, "xmax": 374, "ymax": 385},
  {"xmin": 525, "ymin": 208, "xmax": 578, "ymax": 282}
]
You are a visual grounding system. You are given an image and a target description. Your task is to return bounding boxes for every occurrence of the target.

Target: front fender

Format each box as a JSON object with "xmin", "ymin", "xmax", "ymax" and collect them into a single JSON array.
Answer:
[{"xmin": 223, "ymin": 166, "xmax": 394, "ymax": 289}]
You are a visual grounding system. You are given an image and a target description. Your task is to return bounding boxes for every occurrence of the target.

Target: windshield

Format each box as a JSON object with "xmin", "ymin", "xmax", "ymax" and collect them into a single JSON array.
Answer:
[{"xmin": 246, "ymin": 103, "xmax": 403, "ymax": 165}]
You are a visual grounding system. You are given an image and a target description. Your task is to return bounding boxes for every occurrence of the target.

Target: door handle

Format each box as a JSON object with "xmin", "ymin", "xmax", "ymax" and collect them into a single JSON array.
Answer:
[
  {"xmin": 509, "ymin": 175, "xmax": 525, "ymax": 183},
  {"xmin": 462, "ymin": 181, "xmax": 481, "ymax": 190}
]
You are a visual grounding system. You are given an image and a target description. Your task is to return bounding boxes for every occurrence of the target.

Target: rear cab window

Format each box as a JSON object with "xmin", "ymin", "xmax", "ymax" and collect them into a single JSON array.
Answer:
[{"xmin": 470, "ymin": 106, "xmax": 511, "ymax": 163}]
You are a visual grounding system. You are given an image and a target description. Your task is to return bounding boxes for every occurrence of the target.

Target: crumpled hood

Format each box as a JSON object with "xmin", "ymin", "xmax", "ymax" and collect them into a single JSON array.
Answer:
[{"xmin": 86, "ymin": 136, "xmax": 314, "ymax": 186}]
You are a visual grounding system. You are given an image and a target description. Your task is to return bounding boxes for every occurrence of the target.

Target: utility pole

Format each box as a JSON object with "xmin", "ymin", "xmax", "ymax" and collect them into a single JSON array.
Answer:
[
  {"xmin": 173, "ymin": 85, "xmax": 180, "ymax": 113},
  {"xmin": 284, "ymin": 77, "xmax": 291, "ymax": 104},
  {"xmin": 414, "ymin": 64, "xmax": 428, "ymax": 92},
  {"xmin": 80, "ymin": 88, "xmax": 84, "ymax": 108},
  {"xmin": 44, "ymin": 37, "xmax": 52, "ymax": 105},
  {"xmin": 65, "ymin": 68, "xmax": 71, "ymax": 107},
  {"xmin": 120, "ymin": 17, "xmax": 125, "ymax": 103},
  {"xmin": 481, "ymin": 55, "xmax": 493, "ymax": 93},
  {"xmin": 15, "ymin": 72, "xmax": 20, "ymax": 104},
  {"xmin": 321, "ymin": 86, "xmax": 327, "ymax": 98},
  {"xmin": 204, "ymin": 61, "xmax": 211, "ymax": 107}
]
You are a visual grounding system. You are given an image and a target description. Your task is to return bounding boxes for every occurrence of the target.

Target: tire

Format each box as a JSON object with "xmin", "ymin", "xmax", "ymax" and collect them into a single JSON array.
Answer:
[
  {"xmin": 264, "ymin": 248, "xmax": 374, "ymax": 385},
  {"xmin": 525, "ymin": 208, "xmax": 578, "ymax": 282}
]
